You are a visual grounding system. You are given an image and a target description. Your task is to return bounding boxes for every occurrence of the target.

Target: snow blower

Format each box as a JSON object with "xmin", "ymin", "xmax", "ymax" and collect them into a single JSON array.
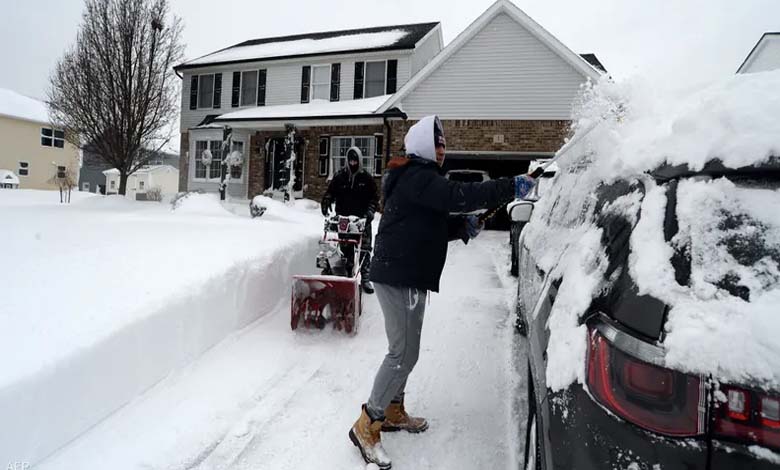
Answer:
[{"xmin": 291, "ymin": 215, "xmax": 366, "ymax": 334}]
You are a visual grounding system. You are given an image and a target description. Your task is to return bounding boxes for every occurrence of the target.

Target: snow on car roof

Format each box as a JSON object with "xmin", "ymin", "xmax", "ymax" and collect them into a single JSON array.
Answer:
[
  {"xmin": 0, "ymin": 88, "xmax": 50, "ymax": 124},
  {"xmin": 527, "ymin": 70, "xmax": 780, "ymax": 392}
]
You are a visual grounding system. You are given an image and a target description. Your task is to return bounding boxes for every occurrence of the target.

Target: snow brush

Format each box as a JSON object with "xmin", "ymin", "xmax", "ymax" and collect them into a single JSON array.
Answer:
[{"xmin": 477, "ymin": 120, "xmax": 602, "ymax": 225}]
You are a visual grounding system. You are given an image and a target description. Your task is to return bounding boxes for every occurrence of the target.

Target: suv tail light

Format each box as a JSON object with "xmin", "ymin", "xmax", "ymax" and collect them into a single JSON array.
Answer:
[
  {"xmin": 715, "ymin": 386, "xmax": 780, "ymax": 450},
  {"xmin": 586, "ymin": 327, "xmax": 705, "ymax": 436}
]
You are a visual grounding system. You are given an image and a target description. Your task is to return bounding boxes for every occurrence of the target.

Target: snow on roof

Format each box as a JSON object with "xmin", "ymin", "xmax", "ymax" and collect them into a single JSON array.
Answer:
[
  {"xmin": 177, "ymin": 22, "xmax": 439, "ymax": 69},
  {"xmin": 0, "ymin": 169, "xmax": 20, "ymax": 185},
  {"xmin": 103, "ymin": 165, "xmax": 177, "ymax": 176},
  {"xmin": 0, "ymin": 88, "xmax": 50, "ymax": 124},
  {"xmin": 213, "ymin": 95, "xmax": 394, "ymax": 122},
  {"xmin": 737, "ymin": 32, "xmax": 780, "ymax": 74}
]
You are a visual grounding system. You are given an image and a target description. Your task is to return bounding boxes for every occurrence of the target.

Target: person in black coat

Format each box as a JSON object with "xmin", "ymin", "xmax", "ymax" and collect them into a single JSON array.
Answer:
[
  {"xmin": 348, "ymin": 115, "xmax": 536, "ymax": 469},
  {"xmin": 320, "ymin": 146, "xmax": 379, "ymax": 293}
]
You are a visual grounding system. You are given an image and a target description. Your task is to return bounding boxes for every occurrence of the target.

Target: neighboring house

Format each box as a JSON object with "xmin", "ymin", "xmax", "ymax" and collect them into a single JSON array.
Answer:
[
  {"xmin": 103, "ymin": 165, "xmax": 179, "ymax": 200},
  {"xmin": 0, "ymin": 169, "xmax": 20, "ymax": 189},
  {"xmin": 174, "ymin": 21, "xmax": 442, "ymax": 199},
  {"xmin": 737, "ymin": 32, "xmax": 780, "ymax": 74},
  {"xmin": 80, "ymin": 147, "xmax": 179, "ymax": 194},
  {"xmin": 0, "ymin": 88, "xmax": 80, "ymax": 190},
  {"xmin": 174, "ymin": 0, "xmax": 604, "ymax": 202}
]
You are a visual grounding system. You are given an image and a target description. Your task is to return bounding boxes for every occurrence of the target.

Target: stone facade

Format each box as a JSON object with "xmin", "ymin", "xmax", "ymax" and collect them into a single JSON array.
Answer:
[
  {"xmin": 178, "ymin": 131, "xmax": 189, "ymax": 192},
  {"xmin": 247, "ymin": 124, "xmax": 386, "ymax": 202},
  {"xmin": 388, "ymin": 119, "xmax": 571, "ymax": 156}
]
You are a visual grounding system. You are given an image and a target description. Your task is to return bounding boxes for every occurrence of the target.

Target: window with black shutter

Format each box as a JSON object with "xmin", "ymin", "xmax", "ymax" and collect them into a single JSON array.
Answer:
[
  {"xmin": 318, "ymin": 136, "xmax": 330, "ymax": 176},
  {"xmin": 374, "ymin": 134, "xmax": 384, "ymax": 176},
  {"xmin": 301, "ymin": 66, "xmax": 311, "ymax": 103},
  {"xmin": 257, "ymin": 69, "xmax": 267, "ymax": 106},
  {"xmin": 330, "ymin": 63, "xmax": 341, "ymax": 102},
  {"xmin": 386, "ymin": 60, "xmax": 398, "ymax": 94},
  {"xmin": 231, "ymin": 71, "xmax": 241, "ymax": 107},
  {"xmin": 213, "ymin": 73, "xmax": 222, "ymax": 108},
  {"xmin": 353, "ymin": 62, "xmax": 364, "ymax": 99},
  {"xmin": 190, "ymin": 75, "xmax": 199, "ymax": 110}
]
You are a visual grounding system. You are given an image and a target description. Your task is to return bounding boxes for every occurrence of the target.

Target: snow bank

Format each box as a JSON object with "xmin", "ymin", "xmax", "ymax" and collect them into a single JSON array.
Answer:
[
  {"xmin": 526, "ymin": 70, "xmax": 780, "ymax": 392},
  {"xmin": 0, "ymin": 192, "xmax": 322, "ymax": 465}
]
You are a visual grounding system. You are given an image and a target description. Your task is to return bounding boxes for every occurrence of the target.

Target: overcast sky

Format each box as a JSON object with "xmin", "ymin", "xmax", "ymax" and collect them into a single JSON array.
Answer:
[{"xmin": 1, "ymin": 0, "xmax": 777, "ymax": 101}]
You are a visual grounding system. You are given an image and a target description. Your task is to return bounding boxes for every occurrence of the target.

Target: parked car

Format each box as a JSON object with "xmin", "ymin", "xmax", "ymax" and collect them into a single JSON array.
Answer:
[
  {"xmin": 507, "ymin": 161, "xmax": 557, "ymax": 276},
  {"xmin": 514, "ymin": 157, "xmax": 780, "ymax": 470}
]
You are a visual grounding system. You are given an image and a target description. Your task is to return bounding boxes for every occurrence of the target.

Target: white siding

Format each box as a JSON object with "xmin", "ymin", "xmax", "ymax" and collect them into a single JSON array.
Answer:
[
  {"xmin": 411, "ymin": 27, "xmax": 443, "ymax": 76},
  {"xmin": 180, "ymin": 51, "xmax": 412, "ymax": 131},
  {"xmin": 740, "ymin": 35, "xmax": 780, "ymax": 73},
  {"xmin": 400, "ymin": 13, "xmax": 589, "ymax": 120}
]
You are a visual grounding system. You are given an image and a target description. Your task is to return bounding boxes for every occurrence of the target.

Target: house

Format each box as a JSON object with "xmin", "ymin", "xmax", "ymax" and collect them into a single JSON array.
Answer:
[
  {"xmin": 174, "ymin": 21, "xmax": 442, "ymax": 199},
  {"xmin": 737, "ymin": 32, "xmax": 780, "ymax": 74},
  {"xmin": 174, "ymin": 0, "xmax": 604, "ymax": 202},
  {"xmin": 0, "ymin": 169, "xmax": 20, "ymax": 189},
  {"xmin": 0, "ymin": 88, "xmax": 80, "ymax": 190},
  {"xmin": 81, "ymin": 147, "xmax": 179, "ymax": 194},
  {"xmin": 103, "ymin": 165, "xmax": 179, "ymax": 200}
]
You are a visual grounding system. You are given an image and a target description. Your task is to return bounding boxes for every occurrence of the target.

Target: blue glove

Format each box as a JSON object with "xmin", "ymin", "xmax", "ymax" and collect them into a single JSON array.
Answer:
[
  {"xmin": 466, "ymin": 215, "xmax": 483, "ymax": 239},
  {"xmin": 514, "ymin": 175, "xmax": 536, "ymax": 199}
]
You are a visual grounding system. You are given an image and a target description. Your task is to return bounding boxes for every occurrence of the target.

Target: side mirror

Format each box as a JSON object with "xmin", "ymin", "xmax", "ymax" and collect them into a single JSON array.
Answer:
[{"xmin": 509, "ymin": 201, "xmax": 534, "ymax": 223}]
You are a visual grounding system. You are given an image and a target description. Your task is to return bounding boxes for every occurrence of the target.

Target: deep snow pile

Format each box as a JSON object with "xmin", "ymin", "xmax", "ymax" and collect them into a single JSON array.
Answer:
[
  {"xmin": 0, "ymin": 190, "xmax": 322, "ymax": 465},
  {"xmin": 524, "ymin": 70, "xmax": 780, "ymax": 391}
]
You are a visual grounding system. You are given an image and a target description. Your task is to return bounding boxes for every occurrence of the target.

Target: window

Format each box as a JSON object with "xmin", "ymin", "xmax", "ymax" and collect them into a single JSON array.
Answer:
[
  {"xmin": 230, "ymin": 141, "xmax": 244, "ymax": 179},
  {"xmin": 330, "ymin": 136, "xmax": 374, "ymax": 176},
  {"xmin": 373, "ymin": 134, "xmax": 384, "ymax": 177},
  {"xmin": 41, "ymin": 128, "xmax": 65, "ymax": 148},
  {"xmin": 194, "ymin": 139, "xmax": 224, "ymax": 180},
  {"xmin": 198, "ymin": 74, "xmax": 215, "ymax": 109},
  {"xmin": 110, "ymin": 180, "xmax": 116, "ymax": 191},
  {"xmin": 139, "ymin": 180, "xmax": 145, "ymax": 190},
  {"xmin": 18, "ymin": 161, "xmax": 29, "ymax": 177},
  {"xmin": 82, "ymin": 182, "xmax": 90, "ymax": 192},
  {"xmin": 57, "ymin": 166, "xmax": 66, "ymax": 178},
  {"xmin": 240, "ymin": 70, "xmax": 257, "ymax": 106},
  {"xmin": 365, "ymin": 61, "xmax": 386, "ymax": 98},
  {"xmin": 311, "ymin": 65, "xmax": 330, "ymax": 101}
]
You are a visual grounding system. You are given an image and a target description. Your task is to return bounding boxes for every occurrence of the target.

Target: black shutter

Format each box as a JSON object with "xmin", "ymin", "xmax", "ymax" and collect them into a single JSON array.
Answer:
[
  {"xmin": 353, "ymin": 62, "xmax": 364, "ymax": 99},
  {"xmin": 189, "ymin": 75, "xmax": 198, "ymax": 110},
  {"xmin": 213, "ymin": 73, "xmax": 222, "ymax": 108},
  {"xmin": 330, "ymin": 63, "xmax": 341, "ymax": 102},
  {"xmin": 318, "ymin": 136, "xmax": 330, "ymax": 176},
  {"xmin": 374, "ymin": 134, "xmax": 384, "ymax": 176},
  {"xmin": 231, "ymin": 72, "xmax": 241, "ymax": 107},
  {"xmin": 257, "ymin": 69, "xmax": 267, "ymax": 106},
  {"xmin": 386, "ymin": 60, "xmax": 398, "ymax": 94},
  {"xmin": 301, "ymin": 66, "xmax": 311, "ymax": 103}
]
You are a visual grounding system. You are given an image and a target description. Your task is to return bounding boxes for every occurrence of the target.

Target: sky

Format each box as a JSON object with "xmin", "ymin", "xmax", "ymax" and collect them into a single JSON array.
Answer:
[{"xmin": 1, "ymin": 0, "xmax": 777, "ymax": 101}]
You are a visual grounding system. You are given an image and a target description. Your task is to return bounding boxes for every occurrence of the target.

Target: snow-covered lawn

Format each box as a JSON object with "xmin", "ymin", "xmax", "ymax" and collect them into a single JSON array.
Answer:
[
  {"xmin": 0, "ymin": 190, "xmax": 322, "ymax": 466},
  {"xmin": 36, "ymin": 232, "xmax": 524, "ymax": 470}
]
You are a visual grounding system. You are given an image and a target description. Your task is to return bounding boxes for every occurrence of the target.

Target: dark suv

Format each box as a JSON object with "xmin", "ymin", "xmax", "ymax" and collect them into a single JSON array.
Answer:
[{"xmin": 515, "ymin": 159, "xmax": 780, "ymax": 469}]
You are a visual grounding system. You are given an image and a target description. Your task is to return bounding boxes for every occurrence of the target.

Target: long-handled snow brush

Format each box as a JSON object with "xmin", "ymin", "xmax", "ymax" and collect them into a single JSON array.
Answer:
[{"xmin": 477, "ymin": 120, "xmax": 602, "ymax": 225}]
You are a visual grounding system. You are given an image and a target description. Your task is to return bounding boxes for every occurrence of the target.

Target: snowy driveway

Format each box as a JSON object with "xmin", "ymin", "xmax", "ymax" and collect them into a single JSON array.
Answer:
[{"xmin": 40, "ymin": 232, "xmax": 526, "ymax": 470}]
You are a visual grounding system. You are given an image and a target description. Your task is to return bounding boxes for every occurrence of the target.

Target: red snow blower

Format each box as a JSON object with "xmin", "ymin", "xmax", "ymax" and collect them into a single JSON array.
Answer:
[{"xmin": 291, "ymin": 215, "xmax": 366, "ymax": 334}]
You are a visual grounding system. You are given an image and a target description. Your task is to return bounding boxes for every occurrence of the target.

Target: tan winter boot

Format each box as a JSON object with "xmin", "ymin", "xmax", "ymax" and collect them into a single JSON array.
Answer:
[
  {"xmin": 382, "ymin": 398, "xmax": 429, "ymax": 433},
  {"xmin": 349, "ymin": 404, "xmax": 392, "ymax": 469}
]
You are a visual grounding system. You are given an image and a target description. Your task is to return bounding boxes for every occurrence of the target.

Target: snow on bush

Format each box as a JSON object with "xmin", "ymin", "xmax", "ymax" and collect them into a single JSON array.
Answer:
[{"xmin": 526, "ymin": 70, "xmax": 780, "ymax": 392}]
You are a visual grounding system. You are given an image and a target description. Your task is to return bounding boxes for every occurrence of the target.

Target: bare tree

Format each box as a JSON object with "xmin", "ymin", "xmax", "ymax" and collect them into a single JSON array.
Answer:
[{"xmin": 48, "ymin": 0, "xmax": 183, "ymax": 195}]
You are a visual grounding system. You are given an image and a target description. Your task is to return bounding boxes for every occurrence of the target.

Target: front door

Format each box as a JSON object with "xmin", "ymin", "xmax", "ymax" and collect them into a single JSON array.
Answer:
[{"xmin": 267, "ymin": 137, "xmax": 304, "ymax": 198}]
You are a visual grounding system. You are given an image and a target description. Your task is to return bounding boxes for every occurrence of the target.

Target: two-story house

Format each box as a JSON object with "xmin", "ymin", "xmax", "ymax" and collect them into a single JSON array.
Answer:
[
  {"xmin": 175, "ymin": 0, "xmax": 605, "ymax": 203},
  {"xmin": 174, "ymin": 22, "xmax": 441, "ymax": 200},
  {"xmin": 0, "ymin": 88, "xmax": 80, "ymax": 191}
]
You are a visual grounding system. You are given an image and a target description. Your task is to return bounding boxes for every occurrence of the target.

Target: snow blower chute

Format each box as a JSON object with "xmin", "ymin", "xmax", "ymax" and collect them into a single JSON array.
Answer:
[{"xmin": 291, "ymin": 215, "xmax": 366, "ymax": 334}]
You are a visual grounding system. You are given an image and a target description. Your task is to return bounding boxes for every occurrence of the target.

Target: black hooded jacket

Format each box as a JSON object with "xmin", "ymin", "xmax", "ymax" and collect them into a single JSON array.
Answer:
[
  {"xmin": 321, "ymin": 165, "xmax": 379, "ymax": 218},
  {"xmin": 370, "ymin": 157, "xmax": 513, "ymax": 292}
]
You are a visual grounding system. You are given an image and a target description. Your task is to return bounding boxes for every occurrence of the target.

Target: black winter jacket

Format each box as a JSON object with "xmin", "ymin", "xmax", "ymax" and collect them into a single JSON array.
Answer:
[
  {"xmin": 321, "ymin": 167, "xmax": 379, "ymax": 217},
  {"xmin": 370, "ymin": 158, "xmax": 514, "ymax": 292}
]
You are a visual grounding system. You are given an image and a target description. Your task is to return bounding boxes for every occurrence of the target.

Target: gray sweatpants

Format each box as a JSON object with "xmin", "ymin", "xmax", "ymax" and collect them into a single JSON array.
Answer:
[{"xmin": 367, "ymin": 282, "xmax": 428, "ymax": 418}]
